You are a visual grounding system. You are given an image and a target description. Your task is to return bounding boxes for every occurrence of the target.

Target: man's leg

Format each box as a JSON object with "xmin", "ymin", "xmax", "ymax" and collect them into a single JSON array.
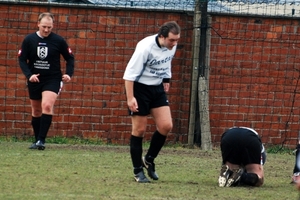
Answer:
[
  {"xmin": 29, "ymin": 99, "xmax": 42, "ymax": 149},
  {"xmin": 243, "ymin": 164, "xmax": 264, "ymax": 187},
  {"xmin": 148, "ymin": 106, "xmax": 172, "ymax": 158},
  {"xmin": 292, "ymin": 142, "xmax": 300, "ymax": 183},
  {"xmin": 37, "ymin": 114, "xmax": 52, "ymax": 144},
  {"xmin": 143, "ymin": 106, "xmax": 172, "ymax": 180},
  {"xmin": 219, "ymin": 130, "xmax": 243, "ymax": 187},
  {"xmin": 31, "ymin": 116, "xmax": 41, "ymax": 142},
  {"xmin": 130, "ymin": 115, "xmax": 149, "ymax": 183},
  {"xmin": 221, "ymin": 162, "xmax": 243, "ymax": 187},
  {"xmin": 35, "ymin": 91, "xmax": 57, "ymax": 150}
]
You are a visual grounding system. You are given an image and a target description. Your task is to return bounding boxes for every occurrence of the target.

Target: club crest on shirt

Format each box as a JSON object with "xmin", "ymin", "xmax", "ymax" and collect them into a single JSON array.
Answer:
[{"xmin": 37, "ymin": 46, "xmax": 48, "ymax": 60}]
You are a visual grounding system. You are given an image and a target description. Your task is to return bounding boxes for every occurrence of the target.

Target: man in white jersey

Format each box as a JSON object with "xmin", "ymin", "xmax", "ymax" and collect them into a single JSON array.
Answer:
[
  {"xmin": 219, "ymin": 127, "xmax": 266, "ymax": 187},
  {"xmin": 123, "ymin": 21, "xmax": 180, "ymax": 183}
]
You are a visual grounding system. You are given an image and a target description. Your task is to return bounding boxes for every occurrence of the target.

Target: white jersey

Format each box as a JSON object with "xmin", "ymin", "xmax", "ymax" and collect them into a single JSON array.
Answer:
[{"xmin": 123, "ymin": 34, "xmax": 176, "ymax": 85}]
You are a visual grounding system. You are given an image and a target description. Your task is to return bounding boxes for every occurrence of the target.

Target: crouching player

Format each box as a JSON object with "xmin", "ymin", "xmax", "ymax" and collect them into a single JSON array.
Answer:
[{"xmin": 219, "ymin": 127, "xmax": 266, "ymax": 187}]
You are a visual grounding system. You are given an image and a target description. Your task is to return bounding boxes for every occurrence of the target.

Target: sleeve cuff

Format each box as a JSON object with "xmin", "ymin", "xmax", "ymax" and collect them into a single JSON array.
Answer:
[{"xmin": 163, "ymin": 78, "xmax": 170, "ymax": 83}]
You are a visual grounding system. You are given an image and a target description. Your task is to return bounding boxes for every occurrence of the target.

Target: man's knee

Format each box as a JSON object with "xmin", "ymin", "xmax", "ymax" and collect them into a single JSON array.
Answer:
[
  {"xmin": 31, "ymin": 107, "xmax": 42, "ymax": 116},
  {"xmin": 158, "ymin": 122, "xmax": 172, "ymax": 135},
  {"xmin": 40, "ymin": 100, "xmax": 54, "ymax": 114},
  {"xmin": 164, "ymin": 122, "xmax": 173, "ymax": 132},
  {"xmin": 132, "ymin": 126, "xmax": 147, "ymax": 137}
]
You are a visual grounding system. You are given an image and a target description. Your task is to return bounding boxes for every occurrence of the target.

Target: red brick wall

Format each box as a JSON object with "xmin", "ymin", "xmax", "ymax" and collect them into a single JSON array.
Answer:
[
  {"xmin": 210, "ymin": 15, "xmax": 300, "ymax": 147},
  {"xmin": 0, "ymin": 3, "xmax": 193, "ymax": 144},
  {"xmin": 1, "ymin": 2, "xmax": 299, "ymax": 147}
]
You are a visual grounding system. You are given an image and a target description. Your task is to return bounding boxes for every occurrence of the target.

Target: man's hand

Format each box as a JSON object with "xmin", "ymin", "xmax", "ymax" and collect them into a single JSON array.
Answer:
[
  {"xmin": 163, "ymin": 83, "xmax": 170, "ymax": 92},
  {"xmin": 29, "ymin": 74, "xmax": 40, "ymax": 82},
  {"xmin": 127, "ymin": 97, "xmax": 139, "ymax": 113},
  {"xmin": 62, "ymin": 74, "xmax": 71, "ymax": 82}
]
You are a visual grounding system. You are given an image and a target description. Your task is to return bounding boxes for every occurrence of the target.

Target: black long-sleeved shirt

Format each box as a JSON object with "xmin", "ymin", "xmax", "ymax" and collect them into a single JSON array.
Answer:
[{"xmin": 18, "ymin": 32, "xmax": 74, "ymax": 81}]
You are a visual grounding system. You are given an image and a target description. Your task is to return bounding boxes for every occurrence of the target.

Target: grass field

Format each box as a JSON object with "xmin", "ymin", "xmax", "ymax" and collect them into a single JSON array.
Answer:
[{"xmin": 0, "ymin": 141, "xmax": 298, "ymax": 200}]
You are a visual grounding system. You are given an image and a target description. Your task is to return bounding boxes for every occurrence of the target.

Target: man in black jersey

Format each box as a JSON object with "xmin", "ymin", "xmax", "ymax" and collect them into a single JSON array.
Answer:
[
  {"xmin": 18, "ymin": 12, "xmax": 74, "ymax": 150},
  {"xmin": 219, "ymin": 127, "xmax": 266, "ymax": 187}
]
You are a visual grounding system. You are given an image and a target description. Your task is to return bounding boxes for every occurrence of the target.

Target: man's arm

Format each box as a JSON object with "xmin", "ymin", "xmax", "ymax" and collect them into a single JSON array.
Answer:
[
  {"xmin": 18, "ymin": 39, "xmax": 32, "ymax": 79},
  {"xmin": 60, "ymin": 39, "xmax": 74, "ymax": 77},
  {"xmin": 125, "ymin": 80, "xmax": 138, "ymax": 112}
]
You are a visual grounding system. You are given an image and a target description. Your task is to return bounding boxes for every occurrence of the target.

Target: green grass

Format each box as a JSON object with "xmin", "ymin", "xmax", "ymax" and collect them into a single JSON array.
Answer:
[{"xmin": 0, "ymin": 141, "xmax": 298, "ymax": 200}]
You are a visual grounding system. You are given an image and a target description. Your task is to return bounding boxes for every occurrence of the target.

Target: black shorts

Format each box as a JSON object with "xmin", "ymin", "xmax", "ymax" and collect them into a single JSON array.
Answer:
[
  {"xmin": 129, "ymin": 82, "xmax": 169, "ymax": 116},
  {"xmin": 27, "ymin": 79, "xmax": 62, "ymax": 100},
  {"xmin": 220, "ymin": 127, "xmax": 262, "ymax": 165}
]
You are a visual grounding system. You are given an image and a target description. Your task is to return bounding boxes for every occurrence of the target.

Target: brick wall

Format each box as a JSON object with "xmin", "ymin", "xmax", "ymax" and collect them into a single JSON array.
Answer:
[
  {"xmin": 210, "ymin": 15, "xmax": 300, "ymax": 147},
  {"xmin": 1, "ymin": 2, "xmax": 299, "ymax": 147},
  {"xmin": 0, "ymin": 3, "xmax": 193, "ymax": 145}
]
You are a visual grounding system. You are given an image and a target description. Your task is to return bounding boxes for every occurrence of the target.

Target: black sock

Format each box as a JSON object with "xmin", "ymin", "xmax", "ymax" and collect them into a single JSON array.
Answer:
[
  {"xmin": 293, "ymin": 144, "xmax": 300, "ymax": 173},
  {"xmin": 145, "ymin": 130, "xmax": 166, "ymax": 163},
  {"xmin": 31, "ymin": 116, "xmax": 41, "ymax": 142},
  {"xmin": 37, "ymin": 114, "xmax": 52, "ymax": 143},
  {"xmin": 133, "ymin": 167, "xmax": 143, "ymax": 175},
  {"xmin": 240, "ymin": 173, "xmax": 259, "ymax": 186},
  {"xmin": 130, "ymin": 135, "xmax": 143, "ymax": 174}
]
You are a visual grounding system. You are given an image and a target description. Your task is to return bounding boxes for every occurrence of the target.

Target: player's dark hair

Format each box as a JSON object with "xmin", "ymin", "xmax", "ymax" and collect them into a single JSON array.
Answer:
[
  {"xmin": 158, "ymin": 21, "xmax": 180, "ymax": 38},
  {"xmin": 38, "ymin": 12, "xmax": 54, "ymax": 22}
]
